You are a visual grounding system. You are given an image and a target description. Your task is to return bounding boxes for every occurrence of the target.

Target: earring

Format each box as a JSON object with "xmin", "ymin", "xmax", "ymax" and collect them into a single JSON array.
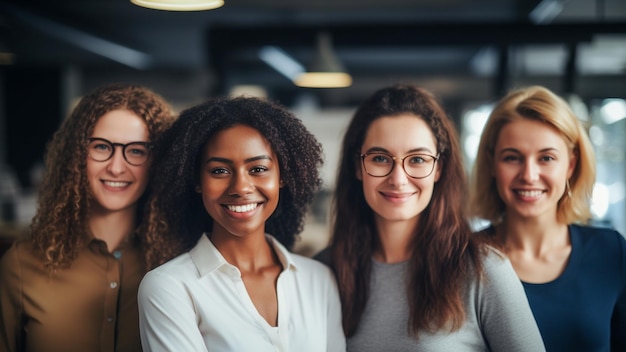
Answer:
[{"xmin": 566, "ymin": 179, "xmax": 572, "ymax": 198}]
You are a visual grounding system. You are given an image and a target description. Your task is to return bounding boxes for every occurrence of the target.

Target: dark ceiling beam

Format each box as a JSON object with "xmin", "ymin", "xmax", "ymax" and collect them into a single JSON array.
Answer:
[
  {"xmin": 206, "ymin": 21, "xmax": 626, "ymax": 95},
  {"xmin": 0, "ymin": 2, "xmax": 153, "ymax": 69},
  {"xmin": 207, "ymin": 22, "xmax": 626, "ymax": 50}
]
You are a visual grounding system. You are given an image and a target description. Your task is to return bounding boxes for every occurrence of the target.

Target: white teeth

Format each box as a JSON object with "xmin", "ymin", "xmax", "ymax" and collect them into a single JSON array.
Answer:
[
  {"xmin": 104, "ymin": 181, "xmax": 130, "ymax": 188},
  {"xmin": 226, "ymin": 203, "xmax": 258, "ymax": 213},
  {"xmin": 517, "ymin": 190, "xmax": 542, "ymax": 197}
]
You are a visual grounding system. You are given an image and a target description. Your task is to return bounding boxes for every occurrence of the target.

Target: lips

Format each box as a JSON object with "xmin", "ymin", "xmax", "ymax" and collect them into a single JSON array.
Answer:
[
  {"xmin": 379, "ymin": 191, "xmax": 416, "ymax": 203},
  {"xmin": 515, "ymin": 189, "xmax": 544, "ymax": 198},
  {"xmin": 224, "ymin": 203, "xmax": 259, "ymax": 213},
  {"xmin": 102, "ymin": 180, "xmax": 131, "ymax": 188}
]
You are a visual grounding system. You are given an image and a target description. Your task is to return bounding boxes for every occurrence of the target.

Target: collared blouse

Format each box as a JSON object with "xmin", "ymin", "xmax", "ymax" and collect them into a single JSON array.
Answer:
[
  {"xmin": 138, "ymin": 233, "xmax": 346, "ymax": 352},
  {"xmin": 0, "ymin": 235, "xmax": 145, "ymax": 352}
]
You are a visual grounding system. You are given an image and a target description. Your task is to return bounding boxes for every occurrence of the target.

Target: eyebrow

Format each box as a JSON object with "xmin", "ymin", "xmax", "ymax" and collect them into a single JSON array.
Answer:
[
  {"xmin": 90, "ymin": 137, "xmax": 151, "ymax": 144},
  {"xmin": 365, "ymin": 146, "xmax": 435, "ymax": 154},
  {"xmin": 204, "ymin": 155, "xmax": 273, "ymax": 164},
  {"xmin": 497, "ymin": 147, "xmax": 560, "ymax": 154}
]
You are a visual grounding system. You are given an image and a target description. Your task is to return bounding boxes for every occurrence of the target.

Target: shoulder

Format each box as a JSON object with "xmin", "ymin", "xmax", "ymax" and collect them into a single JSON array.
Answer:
[
  {"xmin": 481, "ymin": 245, "xmax": 509, "ymax": 266},
  {"xmin": 268, "ymin": 235, "xmax": 334, "ymax": 278},
  {"xmin": 570, "ymin": 223, "xmax": 623, "ymax": 239},
  {"xmin": 478, "ymin": 244, "xmax": 517, "ymax": 281},
  {"xmin": 0, "ymin": 239, "xmax": 46, "ymax": 289},
  {"xmin": 286, "ymin": 252, "xmax": 340, "ymax": 299},
  {"xmin": 142, "ymin": 252, "xmax": 194, "ymax": 284},
  {"xmin": 1, "ymin": 239, "xmax": 40, "ymax": 269},
  {"xmin": 138, "ymin": 253, "xmax": 196, "ymax": 303},
  {"xmin": 570, "ymin": 224, "xmax": 626, "ymax": 251},
  {"xmin": 290, "ymin": 251, "xmax": 335, "ymax": 278}
]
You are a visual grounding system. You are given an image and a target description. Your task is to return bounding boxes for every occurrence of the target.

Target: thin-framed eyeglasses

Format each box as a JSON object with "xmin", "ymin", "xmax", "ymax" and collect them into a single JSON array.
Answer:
[
  {"xmin": 87, "ymin": 137, "xmax": 153, "ymax": 166},
  {"xmin": 360, "ymin": 152, "xmax": 439, "ymax": 179}
]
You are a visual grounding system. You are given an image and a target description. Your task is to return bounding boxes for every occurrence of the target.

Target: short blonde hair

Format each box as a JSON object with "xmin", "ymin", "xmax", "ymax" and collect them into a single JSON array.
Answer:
[{"xmin": 469, "ymin": 85, "xmax": 596, "ymax": 225}]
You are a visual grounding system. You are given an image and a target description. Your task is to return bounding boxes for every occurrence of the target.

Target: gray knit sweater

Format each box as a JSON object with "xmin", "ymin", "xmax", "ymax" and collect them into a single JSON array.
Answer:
[{"xmin": 320, "ymin": 247, "xmax": 546, "ymax": 352}]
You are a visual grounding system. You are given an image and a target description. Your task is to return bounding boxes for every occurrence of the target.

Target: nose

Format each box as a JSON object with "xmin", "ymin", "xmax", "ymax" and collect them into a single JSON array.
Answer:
[
  {"xmin": 106, "ymin": 146, "xmax": 127, "ymax": 175},
  {"xmin": 521, "ymin": 160, "xmax": 539, "ymax": 182},
  {"xmin": 229, "ymin": 170, "xmax": 254, "ymax": 196},
  {"xmin": 387, "ymin": 160, "xmax": 409, "ymax": 186}
]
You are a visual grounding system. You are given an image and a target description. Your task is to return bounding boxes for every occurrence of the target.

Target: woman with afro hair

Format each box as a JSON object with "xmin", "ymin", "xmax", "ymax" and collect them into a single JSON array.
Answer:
[
  {"xmin": 0, "ymin": 83, "xmax": 177, "ymax": 352},
  {"xmin": 137, "ymin": 96, "xmax": 345, "ymax": 351}
]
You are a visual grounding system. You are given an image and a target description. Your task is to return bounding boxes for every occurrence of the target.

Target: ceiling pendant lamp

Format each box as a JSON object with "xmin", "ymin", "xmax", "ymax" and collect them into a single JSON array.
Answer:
[
  {"xmin": 294, "ymin": 31, "xmax": 352, "ymax": 88},
  {"xmin": 131, "ymin": 0, "xmax": 224, "ymax": 11}
]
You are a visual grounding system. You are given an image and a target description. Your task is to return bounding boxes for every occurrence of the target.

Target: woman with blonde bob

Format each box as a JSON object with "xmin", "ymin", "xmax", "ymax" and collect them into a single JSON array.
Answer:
[{"xmin": 470, "ymin": 85, "xmax": 626, "ymax": 352}]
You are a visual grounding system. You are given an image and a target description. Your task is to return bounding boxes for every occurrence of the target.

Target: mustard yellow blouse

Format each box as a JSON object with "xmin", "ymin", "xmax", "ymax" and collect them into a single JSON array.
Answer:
[{"xmin": 0, "ymin": 234, "xmax": 145, "ymax": 352}]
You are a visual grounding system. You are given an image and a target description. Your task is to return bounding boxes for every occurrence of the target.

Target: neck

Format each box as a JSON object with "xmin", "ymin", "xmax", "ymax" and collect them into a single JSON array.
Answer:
[
  {"xmin": 210, "ymin": 233, "xmax": 279, "ymax": 273},
  {"xmin": 373, "ymin": 216, "xmax": 416, "ymax": 263},
  {"xmin": 89, "ymin": 207, "xmax": 137, "ymax": 252},
  {"xmin": 497, "ymin": 215, "xmax": 569, "ymax": 257}
]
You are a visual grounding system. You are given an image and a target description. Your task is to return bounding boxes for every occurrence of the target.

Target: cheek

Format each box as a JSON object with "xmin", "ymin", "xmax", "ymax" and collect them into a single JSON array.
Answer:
[
  {"xmin": 493, "ymin": 163, "xmax": 508, "ymax": 181},
  {"xmin": 85, "ymin": 160, "xmax": 100, "ymax": 188},
  {"xmin": 261, "ymin": 178, "xmax": 282, "ymax": 202},
  {"xmin": 360, "ymin": 177, "xmax": 379, "ymax": 203},
  {"xmin": 493, "ymin": 166, "xmax": 514, "ymax": 196},
  {"xmin": 199, "ymin": 182, "xmax": 223, "ymax": 218},
  {"xmin": 199, "ymin": 178, "xmax": 221, "ymax": 199},
  {"xmin": 134, "ymin": 165, "xmax": 151, "ymax": 190}
]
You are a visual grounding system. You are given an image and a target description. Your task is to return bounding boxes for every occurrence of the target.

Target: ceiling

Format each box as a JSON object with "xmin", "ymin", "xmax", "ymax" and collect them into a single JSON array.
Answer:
[{"xmin": 1, "ymin": 0, "xmax": 626, "ymax": 107}]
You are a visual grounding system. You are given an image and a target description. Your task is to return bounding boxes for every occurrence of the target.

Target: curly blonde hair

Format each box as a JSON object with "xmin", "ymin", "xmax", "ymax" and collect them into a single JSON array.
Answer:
[{"xmin": 29, "ymin": 83, "xmax": 177, "ymax": 271}]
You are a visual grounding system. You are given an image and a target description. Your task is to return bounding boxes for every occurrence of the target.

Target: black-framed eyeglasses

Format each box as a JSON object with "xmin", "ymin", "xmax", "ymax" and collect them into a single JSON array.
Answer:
[
  {"xmin": 360, "ymin": 152, "xmax": 439, "ymax": 179},
  {"xmin": 87, "ymin": 138, "xmax": 153, "ymax": 166}
]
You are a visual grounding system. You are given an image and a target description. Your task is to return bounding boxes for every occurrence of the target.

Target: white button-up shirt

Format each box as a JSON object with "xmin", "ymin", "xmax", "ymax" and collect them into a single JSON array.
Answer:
[{"xmin": 138, "ymin": 234, "xmax": 346, "ymax": 352}]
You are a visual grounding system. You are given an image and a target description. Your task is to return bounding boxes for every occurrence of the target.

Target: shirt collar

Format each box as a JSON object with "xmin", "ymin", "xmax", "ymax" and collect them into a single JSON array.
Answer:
[{"xmin": 189, "ymin": 233, "xmax": 298, "ymax": 277}]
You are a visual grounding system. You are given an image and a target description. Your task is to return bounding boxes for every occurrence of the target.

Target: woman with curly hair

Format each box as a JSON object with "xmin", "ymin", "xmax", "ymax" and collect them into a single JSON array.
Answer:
[
  {"xmin": 469, "ymin": 86, "xmax": 626, "ymax": 351},
  {"xmin": 137, "ymin": 96, "xmax": 345, "ymax": 351},
  {"xmin": 316, "ymin": 84, "xmax": 544, "ymax": 351},
  {"xmin": 0, "ymin": 83, "xmax": 177, "ymax": 352}
]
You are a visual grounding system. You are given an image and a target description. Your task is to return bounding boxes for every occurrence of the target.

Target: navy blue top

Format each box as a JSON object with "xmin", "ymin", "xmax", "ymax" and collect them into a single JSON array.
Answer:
[{"xmin": 514, "ymin": 225, "xmax": 626, "ymax": 352}]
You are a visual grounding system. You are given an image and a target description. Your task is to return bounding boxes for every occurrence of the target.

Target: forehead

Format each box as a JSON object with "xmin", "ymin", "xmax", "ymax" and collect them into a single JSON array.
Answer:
[
  {"xmin": 204, "ymin": 124, "xmax": 275, "ymax": 156},
  {"xmin": 496, "ymin": 118, "xmax": 568, "ymax": 151},
  {"xmin": 363, "ymin": 114, "xmax": 437, "ymax": 152},
  {"xmin": 92, "ymin": 109, "xmax": 149, "ymax": 142}
]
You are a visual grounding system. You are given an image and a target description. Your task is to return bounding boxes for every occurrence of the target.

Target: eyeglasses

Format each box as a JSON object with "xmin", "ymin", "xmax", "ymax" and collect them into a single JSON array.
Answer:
[
  {"xmin": 87, "ymin": 138, "xmax": 153, "ymax": 166},
  {"xmin": 360, "ymin": 152, "xmax": 439, "ymax": 179}
]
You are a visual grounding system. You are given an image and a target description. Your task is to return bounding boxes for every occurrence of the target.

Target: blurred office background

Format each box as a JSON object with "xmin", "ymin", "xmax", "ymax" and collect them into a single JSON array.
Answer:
[{"xmin": 0, "ymin": 0, "xmax": 625, "ymax": 255}]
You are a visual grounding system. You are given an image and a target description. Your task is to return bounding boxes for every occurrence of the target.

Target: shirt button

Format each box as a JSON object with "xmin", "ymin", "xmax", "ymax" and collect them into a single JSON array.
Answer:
[
  {"xmin": 113, "ymin": 250, "xmax": 122, "ymax": 259},
  {"xmin": 109, "ymin": 281, "xmax": 118, "ymax": 289},
  {"xmin": 107, "ymin": 316, "xmax": 114, "ymax": 323}
]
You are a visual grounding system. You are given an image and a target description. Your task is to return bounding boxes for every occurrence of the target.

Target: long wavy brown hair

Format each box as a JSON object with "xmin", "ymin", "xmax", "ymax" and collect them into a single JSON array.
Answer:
[
  {"xmin": 29, "ymin": 83, "xmax": 177, "ymax": 271},
  {"xmin": 329, "ymin": 84, "xmax": 483, "ymax": 337}
]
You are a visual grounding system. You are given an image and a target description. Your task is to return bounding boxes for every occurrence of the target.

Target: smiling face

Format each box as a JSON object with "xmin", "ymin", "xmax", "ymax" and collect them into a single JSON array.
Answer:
[
  {"xmin": 358, "ymin": 114, "xmax": 441, "ymax": 227},
  {"xmin": 493, "ymin": 118, "xmax": 576, "ymax": 222},
  {"xmin": 86, "ymin": 109, "xmax": 151, "ymax": 216},
  {"xmin": 198, "ymin": 124, "xmax": 281, "ymax": 240}
]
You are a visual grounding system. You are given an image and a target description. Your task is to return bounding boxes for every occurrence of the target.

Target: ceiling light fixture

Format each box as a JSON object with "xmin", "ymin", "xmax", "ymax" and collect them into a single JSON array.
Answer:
[
  {"xmin": 294, "ymin": 31, "xmax": 352, "ymax": 89},
  {"xmin": 529, "ymin": 0, "xmax": 564, "ymax": 24},
  {"xmin": 130, "ymin": 0, "xmax": 224, "ymax": 11}
]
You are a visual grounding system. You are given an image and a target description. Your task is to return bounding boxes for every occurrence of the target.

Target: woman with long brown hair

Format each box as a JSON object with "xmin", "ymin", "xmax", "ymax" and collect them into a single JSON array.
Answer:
[{"xmin": 317, "ymin": 84, "xmax": 544, "ymax": 351}]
